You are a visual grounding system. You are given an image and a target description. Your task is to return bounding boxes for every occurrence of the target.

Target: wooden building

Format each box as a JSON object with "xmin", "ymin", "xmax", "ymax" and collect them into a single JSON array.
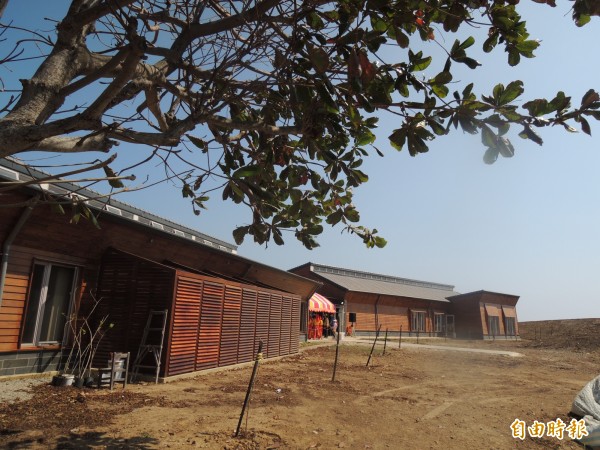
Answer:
[
  {"xmin": 0, "ymin": 159, "xmax": 317, "ymax": 379},
  {"xmin": 290, "ymin": 263, "xmax": 520, "ymax": 340},
  {"xmin": 290, "ymin": 263, "xmax": 459, "ymax": 337},
  {"xmin": 447, "ymin": 290, "xmax": 520, "ymax": 340}
]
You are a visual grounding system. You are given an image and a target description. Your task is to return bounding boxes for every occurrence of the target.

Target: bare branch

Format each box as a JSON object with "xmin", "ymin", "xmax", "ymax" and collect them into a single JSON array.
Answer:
[
  {"xmin": 32, "ymin": 134, "xmax": 117, "ymax": 153},
  {"xmin": 0, "ymin": 154, "xmax": 118, "ymax": 192}
]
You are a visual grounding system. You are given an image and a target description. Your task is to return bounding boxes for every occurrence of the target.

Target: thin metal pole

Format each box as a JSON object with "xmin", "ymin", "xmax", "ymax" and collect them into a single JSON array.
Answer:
[
  {"xmin": 235, "ymin": 340, "xmax": 263, "ymax": 437},
  {"xmin": 331, "ymin": 323, "xmax": 341, "ymax": 382},
  {"xmin": 399, "ymin": 325, "xmax": 402, "ymax": 349},
  {"xmin": 382, "ymin": 328, "xmax": 388, "ymax": 355},
  {"xmin": 366, "ymin": 325, "xmax": 382, "ymax": 367}
]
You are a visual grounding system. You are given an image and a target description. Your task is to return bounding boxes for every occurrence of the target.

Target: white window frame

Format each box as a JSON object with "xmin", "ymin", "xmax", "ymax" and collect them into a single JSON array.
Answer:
[
  {"xmin": 22, "ymin": 261, "xmax": 79, "ymax": 347},
  {"xmin": 411, "ymin": 310, "xmax": 426, "ymax": 332},
  {"xmin": 434, "ymin": 313, "xmax": 445, "ymax": 333}
]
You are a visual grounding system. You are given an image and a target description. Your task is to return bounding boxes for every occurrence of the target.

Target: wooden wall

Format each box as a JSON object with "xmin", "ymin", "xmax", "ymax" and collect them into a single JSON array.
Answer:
[
  {"xmin": 168, "ymin": 271, "xmax": 299, "ymax": 376},
  {"xmin": 449, "ymin": 296, "xmax": 484, "ymax": 339},
  {"xmin": 93, "ymin": 248, "xmax": 175, "ymax": 370},
  {"xmin": 0, "ymin": 246, "xmax": 89, "ymax": 352},
  {"xmin": 449, "ymin": 291, "xmax": 520, "ymax": 339},
  {"xmin": 95, "ymin": 249, "xmax": 301, "ymax": 378},
  {"xmin": 344, "ymin": 292, "xmax": 450, "ymax": 334},
  {"xmin": 1, "ymin": 194, "xmax": 310, "ymax": 359}
]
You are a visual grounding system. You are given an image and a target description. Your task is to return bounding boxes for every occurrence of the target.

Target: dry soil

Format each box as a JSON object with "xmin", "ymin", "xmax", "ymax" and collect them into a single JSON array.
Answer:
[{"xmin": 1, "ymin": 319, "xmax": 599, "ymax": 449}]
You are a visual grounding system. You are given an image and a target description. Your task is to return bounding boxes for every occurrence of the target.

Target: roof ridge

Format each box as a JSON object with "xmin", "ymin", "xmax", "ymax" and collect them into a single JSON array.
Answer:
[{"xmin": 310, "ymin": 262, "xmax": 455, "ymax": 291}]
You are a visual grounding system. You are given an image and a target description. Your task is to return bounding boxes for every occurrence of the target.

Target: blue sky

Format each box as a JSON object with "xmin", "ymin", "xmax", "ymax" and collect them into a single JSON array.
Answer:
[{"xmin": 3, "ymin": 1, "xmax": 599, "ymax": 321}]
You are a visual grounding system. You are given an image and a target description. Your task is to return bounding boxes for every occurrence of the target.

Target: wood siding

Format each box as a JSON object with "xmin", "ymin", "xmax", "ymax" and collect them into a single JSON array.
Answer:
[
  {"xmin": 95, "ymin": 249, "xmax": 302, "ymax": 378},
  {"xmin": 344, "ymin": 292, "xmax": 449, "ymax": 334},
  {"xmin": 448, "ymin": 291, "xmax": 520, "ymax": 339},
  {"xmin": 0, "ymin": 246, "xmax": 88, "ymax": 352},
  {"xmin": 1, "ymin": 194, "xmax": 316, "ymax": 358}
]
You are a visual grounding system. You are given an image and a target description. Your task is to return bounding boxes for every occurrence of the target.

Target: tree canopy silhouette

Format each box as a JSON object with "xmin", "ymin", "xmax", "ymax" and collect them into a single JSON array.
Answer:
[{"xmin": 0, "ymin": 0, "xmax": 598, "ymax": 248}]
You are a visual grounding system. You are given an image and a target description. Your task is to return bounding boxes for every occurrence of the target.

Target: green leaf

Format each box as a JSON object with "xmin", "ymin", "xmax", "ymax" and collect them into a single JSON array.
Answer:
[
  {"xmin": 498, "ymin": 81, "xmax": 524, "ymax": 106},
  {"xmin": 356, "ymin": 129, "xmax": 376, "ymax": 146},
  {"xmin": 508, "ymin": 48, "xmax": 520, "ymax": 66},
  {"xmin": 458, "ymin": 36, "xmax": 476, "ymax": 51},
  {"xmin": 523, "ymin": 99, "xmax": 550, "ymax": 117},
  {"xmin": 518, "ymin": 126, "xmax": 543, "ymax": 145},
  {"xmin": 326, "ymin": 210, "xmax": 343, "ymax": 225},
  {"xmin": 233, "ymin": 226, "xmax": 249, "ymax": 245},
  {"xmin": 307, "ymin": 11, "xmax": 324, "ymax": 30},
  {"xmin": 581, "ymin": 117, "xmax": 591, "ymax": 136},
  {"xmin": 483, "ymin": 33, "xmax": 499, "ymax": 53},
  {"xmin": 581, "ymin": 89, "xmax": 600, "ymax": 109},
  {"xmin": 549, "ymin": 91, "xmax": 570, "ymax": 112},
  {"xmin": 575, "ymin": 14, "xmax": 591, "ymax": 27},
  {"xmin": 374, "ymin": 236, "xmax": 387, "ymax": 248},
  {"xmin": 516, "ymin": 40, "xmax": 540, "ymax": 55},
  {"xmin": 497, "ymin": 137, "xmax": 515, "ymax": 158},
  {"xmin": 431, "ymin": 84, "xmax": 449, "ymax": 98},
  {"xmin": 344, "ymin": 207, "xmax": 360, "ymax": 223},
  {"xmin": 187, "ymin": 135, "xmax": 208, "ymax": 152},
  {"xmin": 51, "ymin": 202, "xmax": 65, "ymax": 215},
  {"xmin": 232, "ymin": 165, "xmax": 261, "ymax": 178},
  {"xmin": 453, "ymin": 56, "xmax": 481, "ymax": 69},
  {"xmin": 103, "ymin": 166, "xmax": 125, "ymax": 189},
  {"xmin": 432, "ymin": 71, "xmax": 452, "ymax": 85},
  {"xmin": 413, "ymin": 56, "xmax": 432, "ymax": 72},
  {"xmin": 272, "ymin": 230, "xmax": 284, "ymax": 246},
  {"xmin": 389, "ymin": 129, "xmax": 406, "ymax": 151},
  {"xmin": 481, "ymin": 126, "xmax": 497, "ymax": 148},
  {"xmin": 308, "ymin": 46, "xmax": 330, "ymax": 74},
  {"xmin": 483, "ymin": 147, "xmax": 499, "ymax": 164},
  {"xmin": 394, "ymin": 28, "xmax": 409, "ymax": 48}
]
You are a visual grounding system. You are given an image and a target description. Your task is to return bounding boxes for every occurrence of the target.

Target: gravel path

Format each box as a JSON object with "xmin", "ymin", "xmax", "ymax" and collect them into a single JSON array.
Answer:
[{"xmin": 0, "ymin": 376, "xmax": 52, "ymax": 404}]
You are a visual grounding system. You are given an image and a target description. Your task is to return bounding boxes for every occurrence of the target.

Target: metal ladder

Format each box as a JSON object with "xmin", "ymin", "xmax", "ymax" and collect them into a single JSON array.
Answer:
[{"xmin": 130, "ymin": 309, "xmax": 168, "ymax": 383}]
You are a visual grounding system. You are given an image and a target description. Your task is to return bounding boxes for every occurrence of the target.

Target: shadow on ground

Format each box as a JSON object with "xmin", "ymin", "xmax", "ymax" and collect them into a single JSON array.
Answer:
[
  {"xmin": 55, "ymin": 432, "xmax": 158, "ymax": 449},
  {"xmin": 0, "ymin": 431, "xmax": 158, "ymax": 449}
]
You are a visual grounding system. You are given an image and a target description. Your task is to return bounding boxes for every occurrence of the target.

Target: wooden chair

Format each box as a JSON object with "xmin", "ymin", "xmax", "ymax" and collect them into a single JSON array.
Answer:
[{"xmin": 97, "ymin": 352, "xmax": 130, "ymax": 390}]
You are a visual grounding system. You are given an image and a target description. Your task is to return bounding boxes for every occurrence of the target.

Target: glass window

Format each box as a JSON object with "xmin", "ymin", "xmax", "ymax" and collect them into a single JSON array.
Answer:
[
  {"xmin": 22, "ymin": 262, "xmax": 77, "ymax": 346},
  {"xmin": 488, "ymin": 316, "xmax": 500, "ymax": 337},
  {"xmin": 411, "ymin": 311, "xmax": 426, "ymax": 332},
  {"xmin": 434, "ymin": 313, "xmax": 445, "ymax": 333},
  {"xmin": 505, "ymin": 317, "xmax": 516, "ymax": 336}
]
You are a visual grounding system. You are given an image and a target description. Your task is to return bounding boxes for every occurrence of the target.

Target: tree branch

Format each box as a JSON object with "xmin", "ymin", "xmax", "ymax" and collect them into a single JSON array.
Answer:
[
  {"xmin": 31, "ymin": 134, "xmax": 117, "ymax": 153},
  {"xmin": 190, "ymin": 0, "xmax": 279, "ymax": 38}
]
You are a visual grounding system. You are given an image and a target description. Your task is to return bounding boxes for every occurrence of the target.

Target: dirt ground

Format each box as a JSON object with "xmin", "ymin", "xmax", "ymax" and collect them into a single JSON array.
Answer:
[{"xmin": 1, "ymin": 319, "xmax": 599, "ymax": 449}]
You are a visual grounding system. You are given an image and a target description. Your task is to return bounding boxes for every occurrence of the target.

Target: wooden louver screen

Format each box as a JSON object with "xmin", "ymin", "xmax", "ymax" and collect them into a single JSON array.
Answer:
[
  {"xmin": 196, "ymin": 281, "xmax": 224, "ymax": 370},
  {"xmin": 169, "ymin": 276, "xmax": 202, "ymax": 375},
  {"xmin": 238, "ymin": 289, "xmax": 258, "ymax": 363},
  {"xmin": 267, "ymin": 294, "xmax": 282, "ymax": 358},
  {"xmin": 279, "ymin": 295, "xmax": 292, "ymax": 356},
  {"xmin": 97, "ymin": 249, "xmax": 303, "ymax": 379},
  {"xmin": 219, "ymin": 286, "xmax": 242, "ymax": 366},
  {"xmin": 255, "ymin": 292, "xmax": 271, "ymax": 357},
  {"xmin": 290, "ymin": 296, "xmax": 300, "ymax": 354}
]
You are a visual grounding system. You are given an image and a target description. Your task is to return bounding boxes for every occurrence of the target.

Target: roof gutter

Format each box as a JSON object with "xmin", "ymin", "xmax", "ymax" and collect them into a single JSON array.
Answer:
[{"xmin": 0, "ymin": 196, "xmax": 38, "ymax": 308}]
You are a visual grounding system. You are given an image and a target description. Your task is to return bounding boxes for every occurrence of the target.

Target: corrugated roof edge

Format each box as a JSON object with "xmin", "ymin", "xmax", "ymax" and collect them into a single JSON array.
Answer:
[
  {"xmin": 0, "ymin": 157, "xmax": 236, "ymax": 253},
  {"xmin": 290, "ymin": 262, "xmax": 455, "ymax": 292},
  {"xmin": 446, "ymin": 290, "xmax": 520, "ymax": 300}
]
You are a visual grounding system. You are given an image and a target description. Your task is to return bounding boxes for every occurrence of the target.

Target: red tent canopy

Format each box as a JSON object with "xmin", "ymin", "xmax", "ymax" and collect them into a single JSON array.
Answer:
[{"xmin": 309, "ymin": 293, "xmax": 336, "ymax": 313}]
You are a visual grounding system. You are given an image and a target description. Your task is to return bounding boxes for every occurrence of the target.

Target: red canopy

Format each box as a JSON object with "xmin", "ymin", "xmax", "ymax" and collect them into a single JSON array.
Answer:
[{"xmin": 309, "ymin": 293, "xmax": 336, "ymax": 313}]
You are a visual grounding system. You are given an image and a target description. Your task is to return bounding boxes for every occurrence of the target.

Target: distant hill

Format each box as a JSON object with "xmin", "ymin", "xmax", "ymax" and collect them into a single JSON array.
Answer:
[{"xmin": 519, "ymin": 318, "xmax": 600, "ymax": 351}]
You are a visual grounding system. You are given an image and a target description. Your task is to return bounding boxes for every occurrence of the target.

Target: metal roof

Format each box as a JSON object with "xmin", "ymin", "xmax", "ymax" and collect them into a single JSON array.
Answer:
[
  {"xmin": 0, "ymin": 158, "xmax": 321, "ymax": 299},
  {"xmin": 0, "ymin": 157, "xmax": 236, "ymax": 253},
  {"xmin": 305, "ymin": 263, "xmax": 459, "ymax": 302}
]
